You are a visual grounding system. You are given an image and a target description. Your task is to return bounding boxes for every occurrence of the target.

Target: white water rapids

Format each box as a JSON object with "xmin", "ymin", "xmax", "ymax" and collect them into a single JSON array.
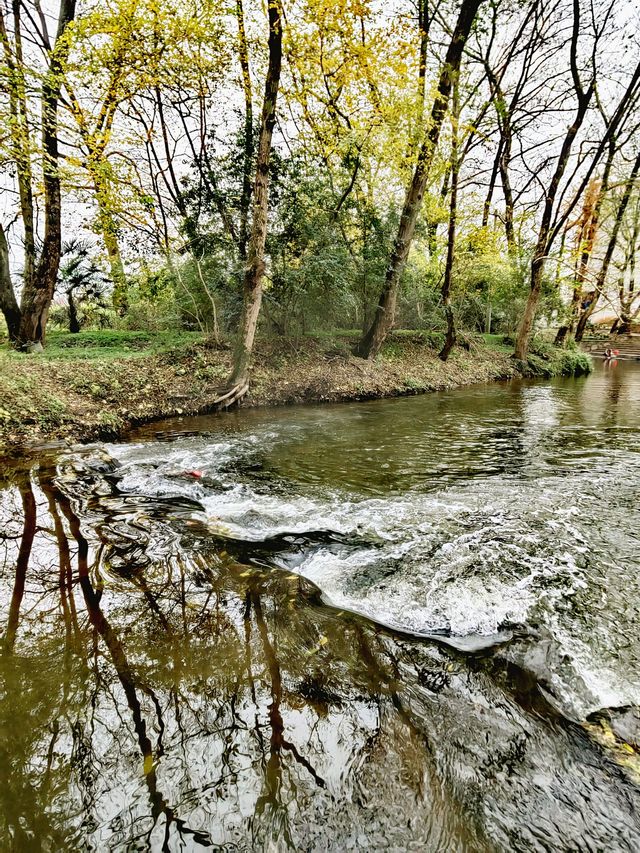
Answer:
[{"xmin": 102, "ymin": 363, "xmax": 640, "ymax": 720}]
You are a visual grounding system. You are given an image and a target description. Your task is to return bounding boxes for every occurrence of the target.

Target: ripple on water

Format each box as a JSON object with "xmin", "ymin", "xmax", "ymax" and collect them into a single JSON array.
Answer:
[{"xmin": 103, "ymin": 408, "xmax": 640, "ymax": 721}]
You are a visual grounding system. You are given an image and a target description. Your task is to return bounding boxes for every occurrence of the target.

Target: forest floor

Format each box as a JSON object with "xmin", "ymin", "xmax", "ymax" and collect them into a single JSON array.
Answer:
[{"xmin": 0, "ymin": 329, "xmax": 590, "ymax": 456}]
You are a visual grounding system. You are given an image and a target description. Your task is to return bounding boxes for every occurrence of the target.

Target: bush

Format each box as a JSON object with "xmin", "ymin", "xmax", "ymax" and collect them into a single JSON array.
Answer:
[
  {"xmin": 48, "ymin": 330, "xmax": 152, "ymax": 349},
  {"xmin": 524, "ymin": 346, "xmax": 592, "ymax": 378}
]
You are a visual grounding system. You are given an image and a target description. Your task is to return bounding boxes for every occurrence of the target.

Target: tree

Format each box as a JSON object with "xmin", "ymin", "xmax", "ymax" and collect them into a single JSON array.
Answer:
[
  {"xmin": 439, "ymin": 76, "xmax": 460, "ymax": 361},
  {"xmin": 614, "ymin": 192, "xmax": 640, "ymax": 335},
  {"xmin": 575, "ymin": 147, "xmax": 640, "ymax": 341},
  {"xmin": 217, "ymin": 0, "xmax": 284, "ymax": 406},
  {"xmin": 60, "ymin": 0, "xmax": 229, "ymax": 312},
  {"xmin": 554, "ymin": 175, "xmax": 605, "ymax": 346},
  {"xmin": 56, "ymin": 240, "xmax": 109, "ymax": 333},
  {"xmin": 0, "ymin": 0, "xmax": 77, "ymax": 349},
  {"xmin": 356, "ymin": 0, "xmax": 485, "ymax": 359},
  {"xmin": 514, "ymin": 0, "xmax": 640, "ymax": 360}
]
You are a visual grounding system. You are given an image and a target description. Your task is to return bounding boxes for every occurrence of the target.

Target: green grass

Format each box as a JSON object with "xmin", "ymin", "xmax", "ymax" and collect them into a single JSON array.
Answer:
[
  {"xmin": 482, "ymin": 333, "xmax": 513, "ymax": 352},
  {"xmin": 2, "ymin": 329, "xmax": 204, "ymax": 361}
]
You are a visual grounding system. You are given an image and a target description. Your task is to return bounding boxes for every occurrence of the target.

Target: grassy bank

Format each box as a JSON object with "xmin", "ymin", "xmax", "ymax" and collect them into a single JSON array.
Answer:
[{"xmin": 0, "ymin": 330, "xmax": 591, "ymax": 454}]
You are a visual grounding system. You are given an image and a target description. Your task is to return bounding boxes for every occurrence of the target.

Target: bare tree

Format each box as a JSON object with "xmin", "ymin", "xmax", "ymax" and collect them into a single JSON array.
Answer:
[
  {"xmin": 439, "ymin": 77, "xmax": 460, "ymax": 361},
  {"xmin": 514, "ymin": 0, "xmax": 640, "ymax": 359},
  {"xmin": 574, "ymin": 147, "xmax": 640, "ymax": 341}
]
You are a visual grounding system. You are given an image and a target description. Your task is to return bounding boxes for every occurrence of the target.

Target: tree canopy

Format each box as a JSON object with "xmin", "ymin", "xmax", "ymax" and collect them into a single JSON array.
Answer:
[{"xmin": 1, "ymin": 0, "xmax": 639, "ymax": 379}]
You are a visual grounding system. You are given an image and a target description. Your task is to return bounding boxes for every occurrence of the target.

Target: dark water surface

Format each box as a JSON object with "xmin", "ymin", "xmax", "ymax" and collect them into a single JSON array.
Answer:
[{"xmin": 1, "ymin": 361, "xmax": 640, "ymax": 850}]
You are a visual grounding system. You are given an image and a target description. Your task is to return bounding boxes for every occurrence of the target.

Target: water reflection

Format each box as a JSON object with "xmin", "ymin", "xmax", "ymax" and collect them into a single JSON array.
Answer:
[{"xmin": 1, "ymin": 364, "xmax": 640, "ymax": 849}]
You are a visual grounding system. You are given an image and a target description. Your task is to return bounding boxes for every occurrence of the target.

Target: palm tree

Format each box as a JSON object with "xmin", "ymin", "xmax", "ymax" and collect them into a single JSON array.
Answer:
[{"xmin": 57, "ymin": 241, "xmax": 109, "ymax": 333}]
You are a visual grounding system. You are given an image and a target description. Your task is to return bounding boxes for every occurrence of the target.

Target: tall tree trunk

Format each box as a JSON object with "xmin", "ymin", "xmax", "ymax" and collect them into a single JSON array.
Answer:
[
  {"xmin": 85, "ymin": 148, "xmax": 128, "ymax": 311},
  {"xmin": 555, "ymin": 175, "xmax": 605, "ymax": 347},
  {"xmin": 222, "ymin": 0, "xmax": 283, "ymax": 402},
  {"xmin": 356, "ymin": 0, "xmax": 484, "ymax": 360},
  {"xmin": 16, "ymin": 0, "xmax": 76, "ymax": 348},
  {"xmin": 617, "ymin": 208, "xmax": 639, "ymax": 334},
  {"xmin": 482, "ymin": 137, "xmax": 503, "ymax": 228},
  {"xmin": 499, "ymin": 126, "xmax": 516, "ymax": 258},
  {"xmin": 68, "ymin": 290, "xmax": 80, "ymax": 333},
  {"xmin": 236, "ymin": 0, "xmax": 254, "ymax": 261},
  {"xmin": 0, "ymin": 6, "xmax": 36, "ymax": 293},
  {"xmin": 484, "ymin": 64, "xmax": 517, "ymax": 256},
  {"xmin": 439, "ymin": 79, "xmax": 459, "ymax": 362},
  {"xmin": 573, "ymin": 293, "xmax": 598, "ymax": 343},
  {"xmin": 514, "ymin": 51, "xmax": 593, "ymax": 357},
  {"xmin": 405, "ymin": 0, "xmax": 432, "ymax": 161},
  {"xmin": 92, "ymin": 170, "xmax": 128, "ymax": 313},
  {"xmin": 0, "ymin": 224, "xmax": 21, "ymax": 341},
  {"xmin": 554, "ymin": 287, "xmax": 581, "ymax": 347}
]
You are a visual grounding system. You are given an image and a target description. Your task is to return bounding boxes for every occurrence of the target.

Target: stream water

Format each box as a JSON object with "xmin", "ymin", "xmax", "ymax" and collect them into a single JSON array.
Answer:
[{"xmin": 1, "ymin": 361, "xmax": 640, "ymax": 851}]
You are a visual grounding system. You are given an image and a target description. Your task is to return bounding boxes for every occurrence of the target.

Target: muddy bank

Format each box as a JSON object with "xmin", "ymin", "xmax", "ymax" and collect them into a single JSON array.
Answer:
[{"xmin": 0, "ymin": 334, "xmax": 585, "ymax": 455}]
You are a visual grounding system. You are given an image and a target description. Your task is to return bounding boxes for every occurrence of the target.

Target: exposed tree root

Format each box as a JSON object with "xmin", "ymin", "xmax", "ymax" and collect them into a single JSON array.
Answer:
[{"xmin": 212, "ymin": 382, "xmax": 250, "ymax": 410}]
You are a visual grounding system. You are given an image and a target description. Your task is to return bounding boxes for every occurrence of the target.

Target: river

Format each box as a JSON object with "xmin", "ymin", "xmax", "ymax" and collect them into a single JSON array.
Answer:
[{"xmin": 1, "ymin": 360, "xmax": 639, "ymax": 850}]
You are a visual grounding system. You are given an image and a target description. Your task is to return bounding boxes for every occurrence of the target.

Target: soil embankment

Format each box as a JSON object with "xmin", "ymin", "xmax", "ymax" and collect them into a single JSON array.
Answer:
[{"xmin": 0, "ymin": 333, "xmax": 590, "ymax": 455}]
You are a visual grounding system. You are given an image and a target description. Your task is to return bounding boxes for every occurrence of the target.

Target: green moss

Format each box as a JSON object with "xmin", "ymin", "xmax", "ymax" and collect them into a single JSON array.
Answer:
[{"xmin": 482, "ymin": 333, "xmax": 513, "ymax": 353}]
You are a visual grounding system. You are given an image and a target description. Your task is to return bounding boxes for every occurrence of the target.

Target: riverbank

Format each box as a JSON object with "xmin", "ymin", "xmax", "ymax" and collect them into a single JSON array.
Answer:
[{"xmin": 0, "ymin": 330, "xmax": 591, "ymax": 455}]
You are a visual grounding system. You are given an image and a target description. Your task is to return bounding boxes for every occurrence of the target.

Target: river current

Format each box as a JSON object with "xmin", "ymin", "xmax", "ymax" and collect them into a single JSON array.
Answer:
[{"xmin": 1, "ymin": 361, "xmax": 639, "ymax": 850}]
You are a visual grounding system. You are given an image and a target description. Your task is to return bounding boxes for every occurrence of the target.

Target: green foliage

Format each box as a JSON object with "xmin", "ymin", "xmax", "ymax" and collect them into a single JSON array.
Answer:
[
  {"xmin": 118, "ymin": 268, "xmax": 183, "ymax": 332},
  {"xmin": 522, "ymin": 342, "xmax": 592, "ymax": 378},
  {"xmin": 50, "ymin": 240, "xmax": 113, "ymax": 333},
  {"xmin": 555, "ymin": 349, "xmax": 592, "ymax": 377},
  {"xmin": 48, "ymin": 330, "xmax": 153, "ymax": 349},
  {"xmin": 40, "ymin": 330, "xmax": 203, "ymax": 360}
]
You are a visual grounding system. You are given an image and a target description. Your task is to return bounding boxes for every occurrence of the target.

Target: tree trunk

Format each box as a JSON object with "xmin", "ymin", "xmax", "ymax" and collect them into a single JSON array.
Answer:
[
  {"xmin": 405, "ymin": 0, "xmax": 432, "ymax": 161},
  {"xmin": 499, "ymin": 127, "xmax": 516, "ymax": 258},
  {"xmin": 0, "ymin": 224, "xmax": 21, "ymax": 341},
  {"xmin": 16, "ymin": 0, "xmax": 76, "ymax": 348},
  {"xmin": 514, "ymin": 20, "xmax": 593, "ymax": 362},
  {"xmin": 89, "ymin": 162, "xmax": 128, "ymax": 312},
  {"xmin": 554, "ymin": 293, "xmax": 580, "ymax": 347},
  {"xmin": 236, "ymin": 0, "xmax": 254, "ymax": 261},
  {"xmin": 574, "ymin": 292, "xmax": 598, "ymax": 343},
  {"xmin": 515, "ymin": 255, "xmax": 546, "ymax": 359},
  {"xmin": 224, "ymin": 0, "xmax": 283, "ymax": 399},
  {"xmin": 514, "ymin": 127, "xmax": 590, "ymax": 359},
  {"xmin": 439, "ymin": 79, "xmax": 459, "ymax": 362},
  {"xmin": 68, "ymin": 290, "xmax": 80, "ymax": 333},
  {"xmin": 356, "ymin": 0, "xmax": 484, "ymax": 360},
  {"xmin": 0, "ymin": 8, "xmax": 36, "ymax": 294},
  {"xmin": 617, "ymin": 202, "xmax": 639, "ymax": 335},
  {"xmin": 514, "ymin": 22, "xmax": 640, "ymax": 360},
  {"xmin": 482, "ymin": 137, "xmax": 503, "ymax": 229},
  {"xmin": 98, "ymin": 195, "xmax": 127, "ymax": 313},
  {"xmin": 575, "ymin": 148, "xmax": 640, "ymax": 343},
  {"xmin": 555, "ymin": 175, "xmax": 606, "ymax": 346},
  {"xmin": 618, "ymin": 316, "xmax": 631, "ymax": 336}
]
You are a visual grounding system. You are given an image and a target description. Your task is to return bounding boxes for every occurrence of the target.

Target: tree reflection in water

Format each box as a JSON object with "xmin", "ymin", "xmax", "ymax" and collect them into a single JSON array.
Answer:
[{"xmin": 0, "ymin": 456, "xmax": 639, "ymax": 851}]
